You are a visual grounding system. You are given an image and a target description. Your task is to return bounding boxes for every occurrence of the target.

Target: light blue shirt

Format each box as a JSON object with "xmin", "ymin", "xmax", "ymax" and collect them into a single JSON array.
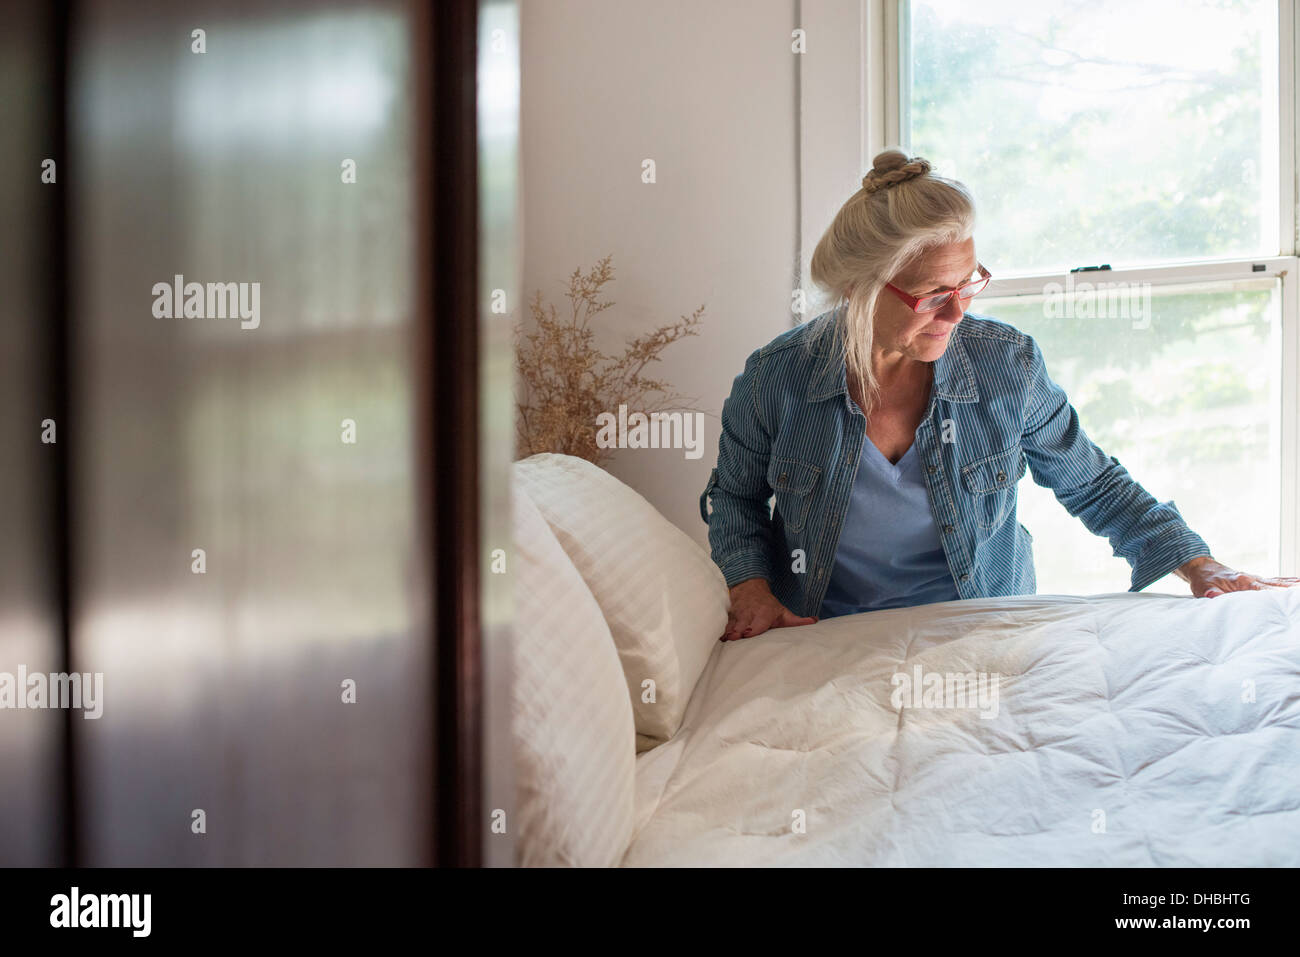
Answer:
[{"xmin": 817, "ymin": 438, "xmax": 961, "ymax": 618}]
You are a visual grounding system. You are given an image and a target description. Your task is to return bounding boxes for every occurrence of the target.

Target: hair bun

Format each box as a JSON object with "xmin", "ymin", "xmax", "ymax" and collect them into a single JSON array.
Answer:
[
  {"xmin": 862, "ymin": 150, "xmax": 933, "ymax": 194},
  {"xmin": 872, "ymin": 149, "xmax": 909, "ymax": 173}
]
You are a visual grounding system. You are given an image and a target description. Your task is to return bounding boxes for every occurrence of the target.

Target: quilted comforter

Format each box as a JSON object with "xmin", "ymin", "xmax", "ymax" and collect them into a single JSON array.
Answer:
[{"xmin": 622, "ymin": 590, "xmax": 1300, "ymax": 866}]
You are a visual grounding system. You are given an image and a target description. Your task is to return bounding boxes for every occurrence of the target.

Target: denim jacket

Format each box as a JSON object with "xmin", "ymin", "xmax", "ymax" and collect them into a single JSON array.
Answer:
[{"xmin": 698, "ymin": 307, "xmax": 1212, "ymax": 618}]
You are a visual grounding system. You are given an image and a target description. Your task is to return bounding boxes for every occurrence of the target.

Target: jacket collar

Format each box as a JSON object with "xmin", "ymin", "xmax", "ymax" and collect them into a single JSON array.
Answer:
[{"xmin": 805, "ymin": 305, "xmax": 979, "ymax": 404}]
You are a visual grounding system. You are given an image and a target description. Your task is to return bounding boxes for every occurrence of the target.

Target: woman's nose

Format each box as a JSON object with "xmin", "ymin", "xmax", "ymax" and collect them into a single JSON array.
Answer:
[{"xmin": 936, "ymin": 296, "xmax": 965, "ymax": 323}]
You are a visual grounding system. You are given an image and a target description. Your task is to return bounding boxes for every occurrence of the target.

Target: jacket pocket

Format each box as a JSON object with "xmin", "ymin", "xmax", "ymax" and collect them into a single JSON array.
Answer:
[
  {"xmin": 767, "ymin": 456, "xmax": 821, "ymax": 534},
  {"xmin": 960, "ymin": 445, "xmax": 1025, "ymax": 531}
]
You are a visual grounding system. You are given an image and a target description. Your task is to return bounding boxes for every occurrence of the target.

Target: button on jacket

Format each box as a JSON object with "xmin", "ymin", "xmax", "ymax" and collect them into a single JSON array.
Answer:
[{"xmin": 698, "ymin": 306, "xmax": 1212, "ymax": 619}]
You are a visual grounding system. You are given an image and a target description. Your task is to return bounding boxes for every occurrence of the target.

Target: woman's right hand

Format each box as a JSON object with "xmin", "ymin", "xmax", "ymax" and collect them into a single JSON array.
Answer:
[{"xmin": 721, "ymin": 578, "xmax": 819, "ymax": 642}]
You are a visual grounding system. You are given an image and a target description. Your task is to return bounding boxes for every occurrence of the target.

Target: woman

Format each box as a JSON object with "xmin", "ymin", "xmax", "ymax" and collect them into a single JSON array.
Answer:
[{"xmin": 701, "ymin": 150, "xmax": 1298, "ymax": 643}]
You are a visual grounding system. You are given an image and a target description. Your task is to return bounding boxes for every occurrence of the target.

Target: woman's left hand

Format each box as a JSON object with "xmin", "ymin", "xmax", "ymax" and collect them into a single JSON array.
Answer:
[{"xmin": 1176, "ymin": 556, "xmax": 1300, "ymax": 598}]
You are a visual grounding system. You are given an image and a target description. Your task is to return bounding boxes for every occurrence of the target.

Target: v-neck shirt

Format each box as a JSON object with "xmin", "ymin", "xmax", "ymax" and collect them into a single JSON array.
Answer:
[{"xmin": 816, "ymin": 434, "xmax": 960, "ymax": 618}]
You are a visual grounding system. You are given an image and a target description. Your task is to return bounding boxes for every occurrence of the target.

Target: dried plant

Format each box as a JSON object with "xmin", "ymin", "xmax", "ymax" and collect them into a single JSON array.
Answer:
[{"xmin": 514, "ymin": 254, "xmax": 706, "ymax": 464}]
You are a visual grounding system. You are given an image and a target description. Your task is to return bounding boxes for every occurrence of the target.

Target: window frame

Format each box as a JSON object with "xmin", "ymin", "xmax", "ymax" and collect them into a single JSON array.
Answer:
[{"xmin": 870, "ymin": 0, "xmax": 1300, "ymax": 575}]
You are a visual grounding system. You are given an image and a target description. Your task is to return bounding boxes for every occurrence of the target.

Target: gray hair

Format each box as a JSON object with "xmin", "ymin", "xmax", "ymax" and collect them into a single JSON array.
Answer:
[{"xmin": 808, "ymin": 149, "xmax": 975, "ymax": 417}]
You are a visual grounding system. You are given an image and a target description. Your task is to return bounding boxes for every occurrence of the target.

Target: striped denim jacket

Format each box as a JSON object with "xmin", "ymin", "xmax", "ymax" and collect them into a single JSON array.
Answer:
[{"xmin": 698, "ymin": 307, "xmax": 1212, "ymax": 618}]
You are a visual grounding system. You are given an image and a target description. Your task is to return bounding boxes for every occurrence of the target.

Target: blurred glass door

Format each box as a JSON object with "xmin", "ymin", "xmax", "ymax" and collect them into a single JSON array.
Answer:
[{"xmin": 1, "ymin": 0, "xmax": 512, "ymax": 868}]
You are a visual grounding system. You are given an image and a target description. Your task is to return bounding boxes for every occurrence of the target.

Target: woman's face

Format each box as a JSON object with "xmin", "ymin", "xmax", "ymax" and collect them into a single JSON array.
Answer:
[{"xmin": 872, "ymin": 238, "xmax": 977, "ymax": 364}]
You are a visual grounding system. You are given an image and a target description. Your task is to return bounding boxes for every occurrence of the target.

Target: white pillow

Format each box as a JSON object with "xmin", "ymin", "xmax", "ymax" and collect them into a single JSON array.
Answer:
[
  {"xmin": 514, "ymin": 453, "xmax": 730, "ymax": 751},
  {"xmin": 511, "ymin": 480, "xmax": 636, "ymax": 866}
]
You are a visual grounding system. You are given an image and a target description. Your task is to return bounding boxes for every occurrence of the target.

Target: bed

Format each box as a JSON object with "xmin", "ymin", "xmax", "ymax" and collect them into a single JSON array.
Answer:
[{"xmin": 510, "ymin": 453, "xmax": 1300, "ymax": 867}]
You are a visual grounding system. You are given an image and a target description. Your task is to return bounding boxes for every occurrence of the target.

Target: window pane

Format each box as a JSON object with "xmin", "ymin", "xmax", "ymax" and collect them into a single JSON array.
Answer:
[
  {"xmin": 978, "ymin": 279, "xmax": 1282, "ymax": 595},
  {"xmin": 908, "ymin": 0, "xmax": 1279, "ymax": 273}
]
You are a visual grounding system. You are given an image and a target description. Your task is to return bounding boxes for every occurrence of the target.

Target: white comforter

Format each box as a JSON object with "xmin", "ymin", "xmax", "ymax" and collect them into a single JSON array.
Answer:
[{"xmin": 622, "ymin": 590, "xmax": 1300, "ymax": 866}]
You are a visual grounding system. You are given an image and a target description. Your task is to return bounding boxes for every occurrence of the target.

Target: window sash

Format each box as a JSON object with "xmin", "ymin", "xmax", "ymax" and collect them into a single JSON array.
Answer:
[
  {"xmin": 877, "ymin": 0, "xmax": 1300, "ymax": 576},
  {"xmin": 980, "ymin": 257, "xmax": 1299, "ymax": 576},
  {"xmin": 886, "ymin": 0, "xmax": 1298, "ymax": 260}
]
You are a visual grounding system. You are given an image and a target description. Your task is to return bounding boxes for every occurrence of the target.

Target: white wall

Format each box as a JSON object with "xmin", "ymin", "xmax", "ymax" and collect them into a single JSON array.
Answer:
[{"xmin": 519, "ymin": 0, "xmax": 867, "ymax": 546}]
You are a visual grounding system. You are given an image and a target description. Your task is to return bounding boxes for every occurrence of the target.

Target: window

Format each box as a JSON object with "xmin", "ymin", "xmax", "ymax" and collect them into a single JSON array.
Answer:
[
  {"xmin": 907, "ymin": 0, "xmax": 1280, "ymax": 274},
  {"xmin": 982, "ymin": 274, "xmax": 1283, "ymax": 594},
  {"xmin": 897, "ymin": 0, "xmax": 1299, "ymax": 592}
]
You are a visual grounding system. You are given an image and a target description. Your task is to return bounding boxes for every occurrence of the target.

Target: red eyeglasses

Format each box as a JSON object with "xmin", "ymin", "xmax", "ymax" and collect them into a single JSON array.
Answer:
[{"xmin": 884, "ymin": 263, "xmax": 992, "ymax": 313}]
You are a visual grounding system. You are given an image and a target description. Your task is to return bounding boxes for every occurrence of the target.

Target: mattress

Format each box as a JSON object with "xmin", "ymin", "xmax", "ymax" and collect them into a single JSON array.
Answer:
[{"xmin": 621, "ymin": 589, "xmax": 1300, "ymax": 866}]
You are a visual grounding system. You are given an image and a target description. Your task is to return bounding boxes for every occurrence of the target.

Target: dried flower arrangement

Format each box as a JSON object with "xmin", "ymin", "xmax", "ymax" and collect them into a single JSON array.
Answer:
[{"xmin": 514, "ymin": 254, "xmax": 706, "ymax": 464}]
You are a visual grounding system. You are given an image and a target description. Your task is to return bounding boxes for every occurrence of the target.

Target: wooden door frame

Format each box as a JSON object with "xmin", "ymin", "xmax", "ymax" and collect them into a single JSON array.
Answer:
[{"xmin": 419, "ymin": 0, "xmax": 483, "ymax": 867}]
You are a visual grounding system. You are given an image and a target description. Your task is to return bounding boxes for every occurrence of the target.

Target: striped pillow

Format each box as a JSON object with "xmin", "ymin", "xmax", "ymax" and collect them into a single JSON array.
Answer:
[
  {"xmin": 514, "ymin": 453, "xmax": 729, "ymax": 751},
  {"xmin": 511, "ymin": 480, "xmax": 636, "ymax": 866}
]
